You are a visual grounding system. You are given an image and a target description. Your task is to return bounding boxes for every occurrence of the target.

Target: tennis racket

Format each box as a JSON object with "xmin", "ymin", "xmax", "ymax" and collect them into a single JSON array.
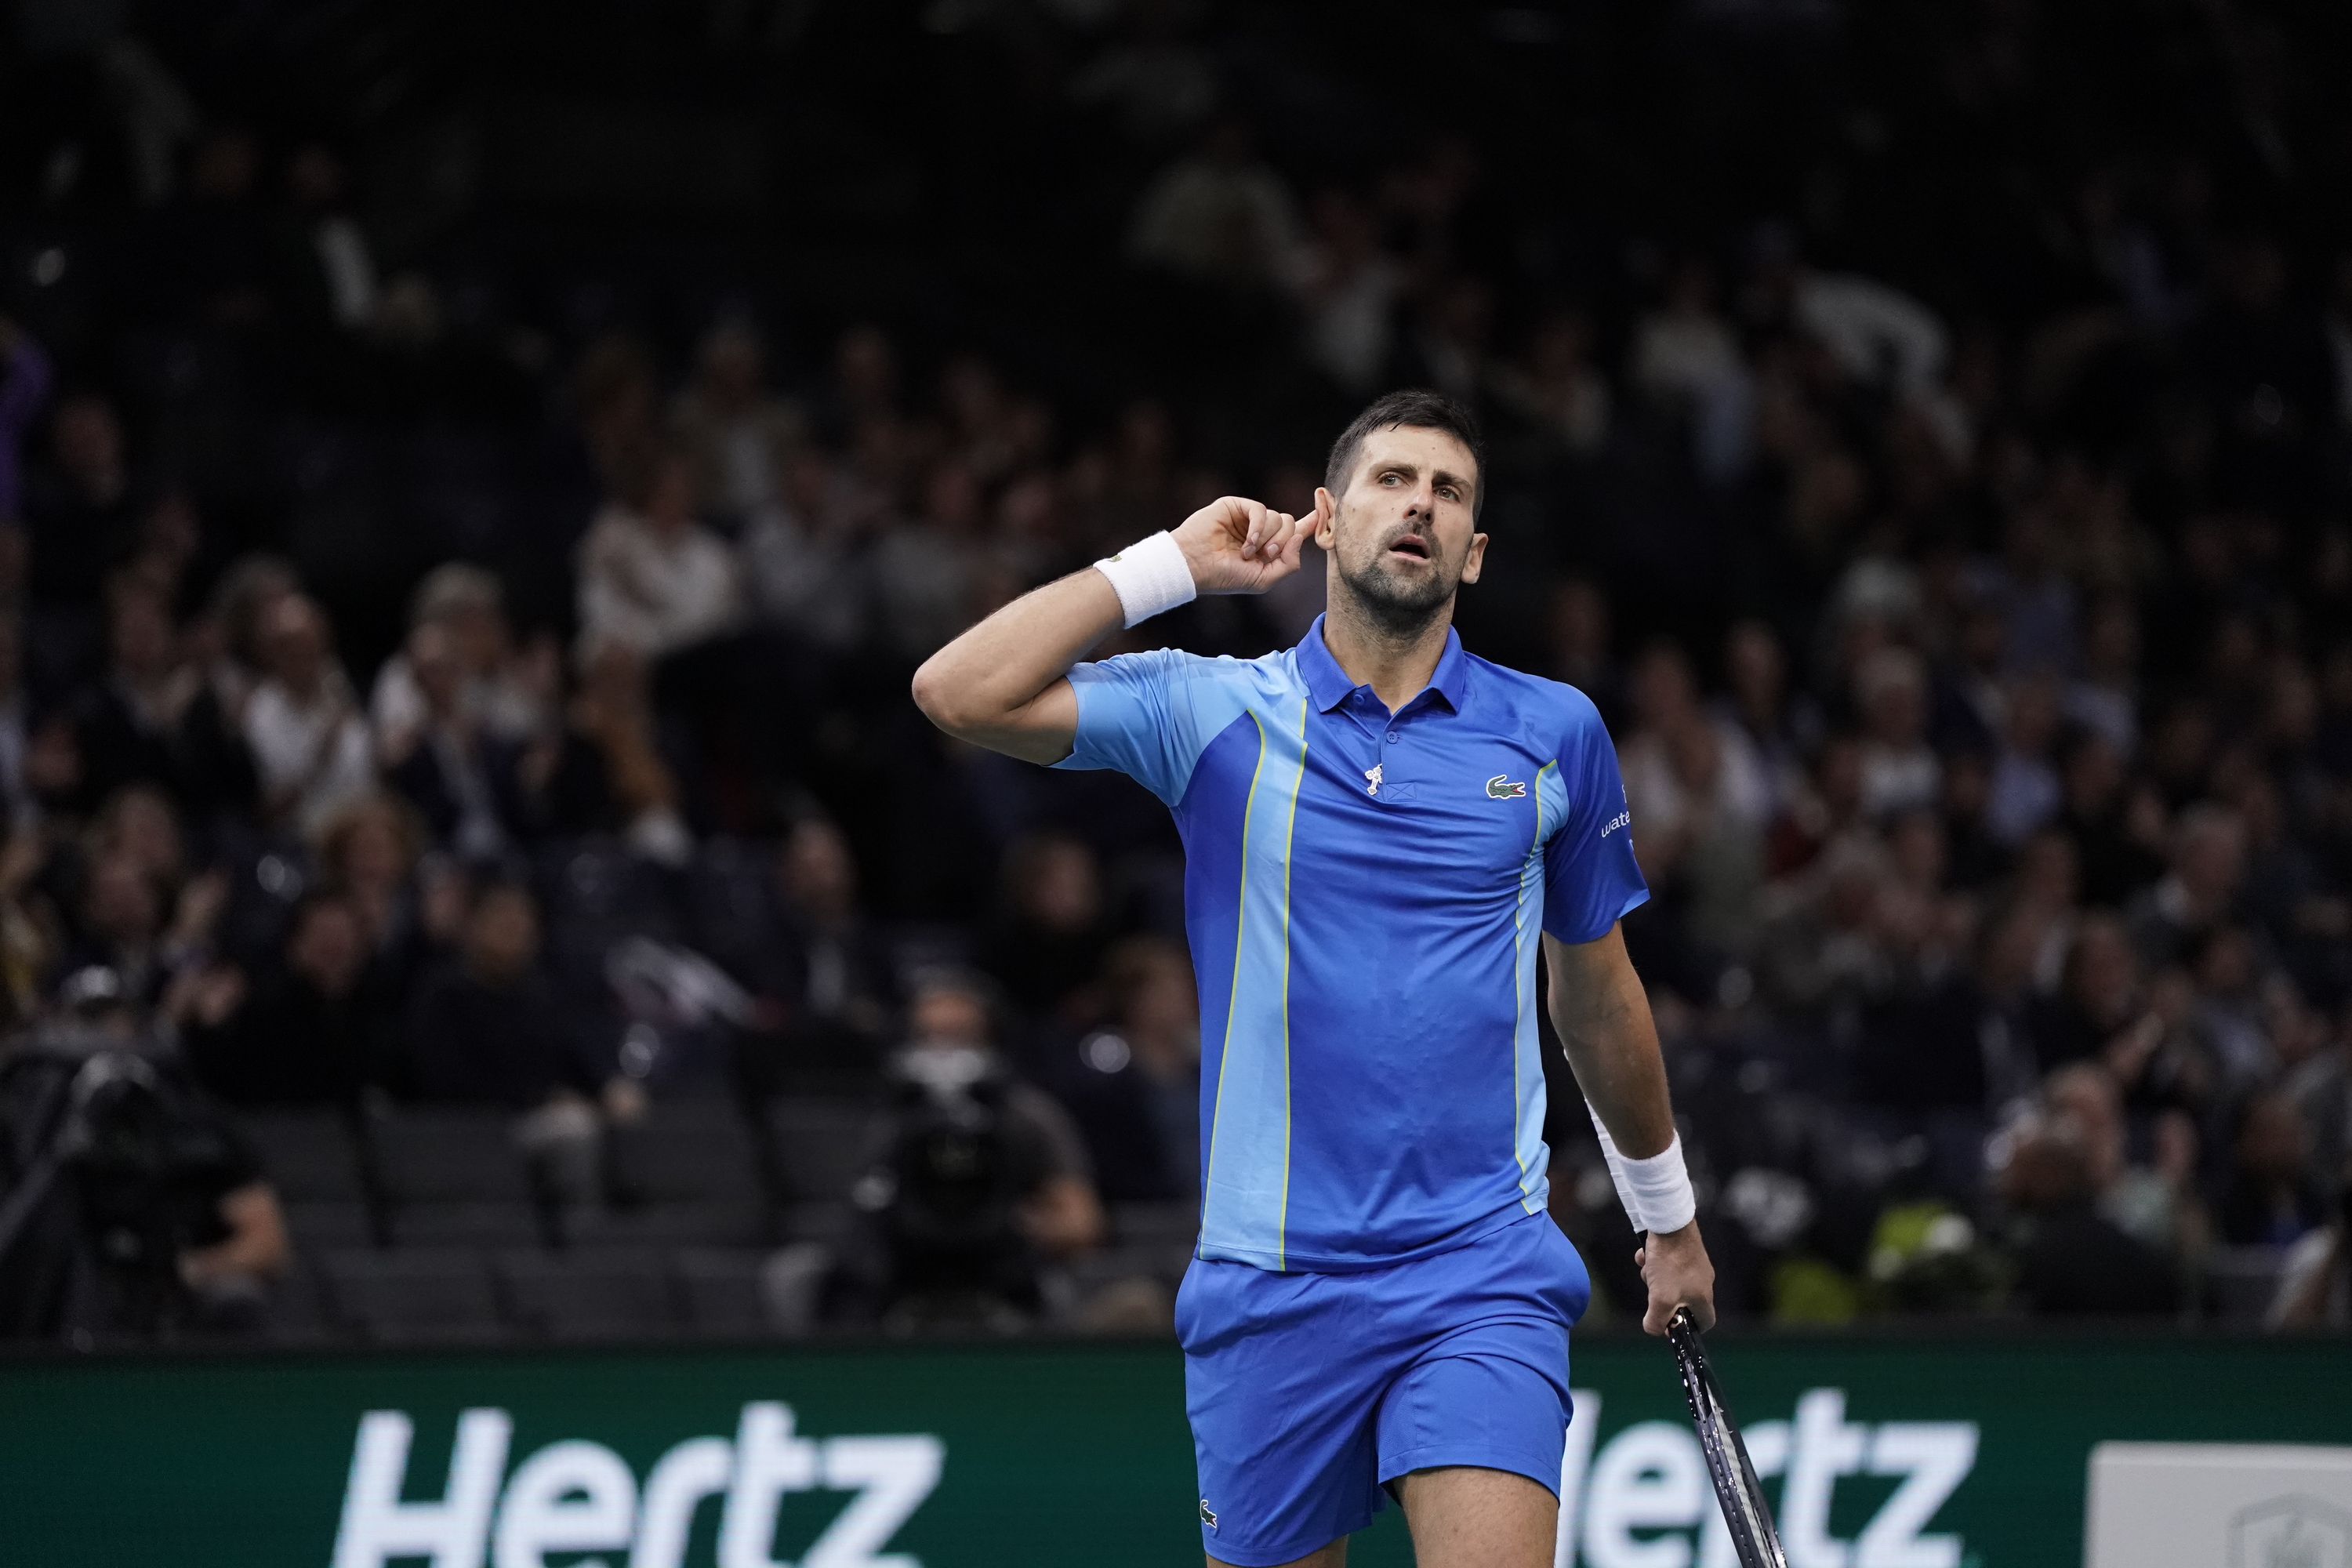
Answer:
[{"xmin": 1667, "ymin": 1305, "xmax": 1788, "ymax": 1568}]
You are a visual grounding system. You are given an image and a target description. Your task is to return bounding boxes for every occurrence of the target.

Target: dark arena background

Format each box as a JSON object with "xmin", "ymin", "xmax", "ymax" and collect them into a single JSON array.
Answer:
[{"xmin": 1, "ymin": 2, "xmax": 2350, "ymax": 1564}]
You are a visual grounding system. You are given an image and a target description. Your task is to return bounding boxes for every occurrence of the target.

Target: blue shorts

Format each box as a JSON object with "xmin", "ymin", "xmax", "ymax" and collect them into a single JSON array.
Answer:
[{"xmin": 1176, "ymin": 1210, "xmax": 1591, "ymax": 1566}]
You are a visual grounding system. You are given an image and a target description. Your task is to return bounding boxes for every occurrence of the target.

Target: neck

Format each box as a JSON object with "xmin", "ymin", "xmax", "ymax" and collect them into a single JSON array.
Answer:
[{"xmin": 1322, "ymin": 584, "xmax": 1454, "ymax": 712}]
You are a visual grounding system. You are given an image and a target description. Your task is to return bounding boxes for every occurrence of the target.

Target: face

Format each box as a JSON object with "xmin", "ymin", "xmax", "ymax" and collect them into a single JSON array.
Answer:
[
  {"xmin": 290, "ymin": 902, "xmax": 365, "ymax": 996},
  {"xmin": 910, "ymin": 987, "xmax": 989, "ymax": 1049},
  {"xmin": 782, "ymin": 822, "xmax": 857, "ymax": 912},
  {"xmin": 86, "ymin": 858, "xmax": 157, "ymax": 943},
  {"xmin": 464, "ymin": 889, "xmax": 539, "ymax": 980},
  {"xmin": 1316, "ymin": 426, "xmax": 1485, "ymax": 633},
  {"xmin": 339, "ymin": 807, "xmax": 411, "ymax": 887}
]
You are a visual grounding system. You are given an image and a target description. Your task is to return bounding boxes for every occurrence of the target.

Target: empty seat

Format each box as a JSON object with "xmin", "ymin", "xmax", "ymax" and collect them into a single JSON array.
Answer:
[
  {"xmin": 2208, "ymin": 1245, "xmax": 2288, "ymax": 1326},
  {"xmin": 763, "ymin": 1100, "xmax": 885, "ymax": 1203},
  {"xmin": 497, "ymin": 1248, "xmax": 677, "ymax": 1341},
  {"xmin": 369, "ymin": 1108, "xmax": 539, "ymax": 1204},
  {"xmin": 391, "ymin": 1201, "xmax": 546, "ymax": 1247},
  {"xmin": 671, "ymin": 1248, "xmax": 770, "ymax": 1336},
  {"xmin": 235, "ymin": 1110, "xmax": 369, "ymax": 1203},
  {"xmin": 283, "ymin": 1200, "xmax": 376, "ymax": 1250},
  {"xmin": 605, "ymin": 1101, "xmax": 767, "ymax": 1204},
  {"xmin": 321, "ymin": 1249, "xmax": 505, "ymax": 1344},
  {"xmin": 589, "ymin": 1200, "xmax": 768, "ymax": 1247}
]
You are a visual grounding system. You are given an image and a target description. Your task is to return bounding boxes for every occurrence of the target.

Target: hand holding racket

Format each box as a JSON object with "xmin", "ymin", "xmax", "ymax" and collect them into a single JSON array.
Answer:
[{"xmin": 1667, "ymin": 1305, "xmax": 1789, "ymax": 1568}]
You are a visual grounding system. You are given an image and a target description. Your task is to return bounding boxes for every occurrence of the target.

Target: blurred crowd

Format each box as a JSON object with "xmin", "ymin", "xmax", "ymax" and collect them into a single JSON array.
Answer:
[{"xmin": 0, "ymin": 0, "xmax": 2350, "ymax": 1335}]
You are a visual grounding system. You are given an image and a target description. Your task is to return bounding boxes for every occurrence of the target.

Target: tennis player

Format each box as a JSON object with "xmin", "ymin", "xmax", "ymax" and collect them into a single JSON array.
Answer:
[{"xmin": 913, "ymin": 390, "xmax": 1716, "ymax": 1568}]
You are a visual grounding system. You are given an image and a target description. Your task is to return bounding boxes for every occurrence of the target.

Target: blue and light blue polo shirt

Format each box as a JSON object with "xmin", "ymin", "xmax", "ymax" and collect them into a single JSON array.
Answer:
[{"xmin": 1056, "ymin": 614, "xmax": 1647, "ymax": 1272}]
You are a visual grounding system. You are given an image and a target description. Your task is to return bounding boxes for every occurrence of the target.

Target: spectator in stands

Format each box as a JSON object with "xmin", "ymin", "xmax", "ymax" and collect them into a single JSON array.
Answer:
[
  {"xmin": 575, "ymin": 442, "xmax": 746, "ymax": 662},
  {"xmin": 2057, "ymin": 731, "xmax": 2166, "ymax": 907},
  {"xmin": 0, "ymin": 609, "xmax": 32, "ymax": 829},
  {"xmin": 1494, "ymin": 309, "xmax": 1612, "ymax": 459},
  {"xmin": 2216, "ymin": 1090, "xmax": 2328, "ymax": 1249},
  {"xmin": 314, "ymin": 789, "xmax": 461, "ymax": 1002},
  {"xmin": 1632, "ymin": 258, "xmax": 1754, "ymax": 480},
  {"xmin": 1984, "ymin": 673, "xmax": 2065, "ymax": 845},
  {"xmin": 243, "ymin": 593, "xmax": 372, "ymax": 834},
  {"xmin": 2128, "ymin": 804, "xmax": 2248, "ymax": 970},
  {"xmin": 1856, "ymin": 648, "xmax": 1941, "ymax": 818},
  {"xmin": 1127, "ymin": 116, "xmax": 1304, "ymax": 292},
  {"xmin": 183, "ymin": 889, "xmax": 387, "ymax": 1106},
  {"xmin": 873, "ymin": 459, "xmax": 986, "ymax": 665},
  {"xmin": 978, "ymin": 833, "xmax": 1116, "ymax": 1030},
  {"xmin": 1058, "ymin": 938, "xmax": 1200, "ymax": 1202},
  {"xmin": 370, "ymin": 564, "xmax": 553, "ymax": 751},
  {"xmin": 515, "ymin": 642, "xmax": 691, "ymax": 862},
  {"xmin": 1293, "ymin": 191, "xmax": 1401, "ymax": 396},
  {"xmin": 2042, "ymin": 1062, "xmax": 2205, "ymax": 1265},
  {"xmin": 67, "ymin": 575, "xmax": 187, "ymax": 810},
  {"xmin": 742, "ymin": 448, "xmax": 869, "ymax": 658},
  {"xmin": 1998, "ymin": 1108, "xmax": 2181, "ymax": 1315},
  {"xmin": 400, "ymin": 879, "xmax": 610, "ymax": 1112},
  {"xmin": 0, "ymin": 316, "xmax": 53, "ymax": 532},
  {"xmin": 59, "ymin": 852, "xmax": 169, "ymax": 1006},
  {"xmin": 775, "ymin": 818, "xmax": 894, "ymax": 1073},
  {"xmin": 376, "ymin": 620, "xmax": 517, "ymax": 860},
  {"xmin": 670, "ymin": 319, "xmax": 804, "ymax": 529},
  {"xmin": 22, "ymin": 392, "xmax": 140, "ymax": 693}
]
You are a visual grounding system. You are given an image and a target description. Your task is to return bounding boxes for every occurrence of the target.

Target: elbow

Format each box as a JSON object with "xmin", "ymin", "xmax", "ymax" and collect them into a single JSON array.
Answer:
[
  {"xmin": 913, "ymin": 662, "xmax": 960, "ymax": 738},
  {"xmin": 909, "ymin": 656, "xmax": 972, "ymax": 736}
]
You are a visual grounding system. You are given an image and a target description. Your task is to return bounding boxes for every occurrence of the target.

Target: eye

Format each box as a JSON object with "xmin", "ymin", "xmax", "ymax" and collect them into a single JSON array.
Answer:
[{"xmin": 1379, "ymin": 472, "xmax": 1403, "ymax": 485}]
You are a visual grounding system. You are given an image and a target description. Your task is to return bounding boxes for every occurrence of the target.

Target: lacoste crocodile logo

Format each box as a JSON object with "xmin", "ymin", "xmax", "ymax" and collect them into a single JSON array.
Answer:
[
  {"xmin": 1200, "ymin": 1499, "xmax": 1219, "ymax": 1531},
  {"xmin": 1486, "ymin": 775, "xmax": 1526, "ymax": 799}
]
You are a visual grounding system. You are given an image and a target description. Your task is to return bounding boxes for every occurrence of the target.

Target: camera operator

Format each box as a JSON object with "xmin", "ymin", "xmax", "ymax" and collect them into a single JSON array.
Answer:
[
  {"xmin": 0, "ymin": 967, "xmax": 289, "ymax": 1341},
  {"xmin": 824, "ymin": 972, "xmax": 1104, "ymax": 1329}
]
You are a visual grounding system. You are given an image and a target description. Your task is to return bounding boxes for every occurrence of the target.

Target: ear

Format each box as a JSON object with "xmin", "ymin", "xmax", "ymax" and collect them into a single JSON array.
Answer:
[
  {"xmin": 1459, "ymin": 529, "xmax": 1489, "ymax": 586},
  {"xmin": 1313, "ymin": 487, "xmax": 1339, "ymax": 550}
]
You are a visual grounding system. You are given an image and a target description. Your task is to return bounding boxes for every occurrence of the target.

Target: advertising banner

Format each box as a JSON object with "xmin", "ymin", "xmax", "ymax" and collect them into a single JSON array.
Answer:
[{"xmin": 1, "ymin": 1333, "xmax": 2347, "ymax": 1566}]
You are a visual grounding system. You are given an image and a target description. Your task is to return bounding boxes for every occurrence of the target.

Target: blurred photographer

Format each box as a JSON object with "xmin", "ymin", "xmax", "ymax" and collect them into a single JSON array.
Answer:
[
  {"xmin": 825, "ymin": 973, "xmax": 1104, "ymax": 1329},
  {"xmin": 0, "ymin": 968, "xmax": 289, "ymax": 1341}
]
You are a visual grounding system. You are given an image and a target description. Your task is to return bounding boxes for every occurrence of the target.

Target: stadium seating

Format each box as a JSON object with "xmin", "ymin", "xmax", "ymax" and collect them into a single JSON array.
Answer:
[{"xmin": 495, "ymin": 1247, "xmax": 681, "ymax": 1341}]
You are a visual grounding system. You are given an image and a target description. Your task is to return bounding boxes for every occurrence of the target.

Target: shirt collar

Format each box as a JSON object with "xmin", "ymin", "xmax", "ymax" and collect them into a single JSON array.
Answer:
[{"xmin": 1294, "ymin": 615, "xmax": 1470, "ymax": 715}]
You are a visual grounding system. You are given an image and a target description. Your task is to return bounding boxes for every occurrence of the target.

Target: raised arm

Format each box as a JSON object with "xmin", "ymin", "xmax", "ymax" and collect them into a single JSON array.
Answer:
[
  {"xmin": 1544, "ymin": 924, "xmax": 1717, "ymax": 1332},
  {"xmin": 910, "ymin": 493, "xmax": 1318, "ymax": 764}
]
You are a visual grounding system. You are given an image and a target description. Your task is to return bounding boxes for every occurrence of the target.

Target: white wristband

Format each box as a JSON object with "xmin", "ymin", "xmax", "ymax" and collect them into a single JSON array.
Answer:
[
  {"xmin": 1094, "ymin": 531, "xmax": 1197, "ymax": 627},
  {"xmin": 1587, "ymin": 1108, "xmax": 1697, "ymax": 1235}
]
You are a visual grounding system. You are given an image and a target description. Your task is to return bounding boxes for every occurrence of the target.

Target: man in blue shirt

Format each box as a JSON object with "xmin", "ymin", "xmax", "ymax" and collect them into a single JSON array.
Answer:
[{"xmin": 916, "ymin": 390, "xmax": 1716, "ymax": 1568}]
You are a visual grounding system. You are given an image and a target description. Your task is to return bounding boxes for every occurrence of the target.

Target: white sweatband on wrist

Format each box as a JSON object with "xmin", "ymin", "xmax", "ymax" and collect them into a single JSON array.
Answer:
[
  {"xmin": 1587, "ymin": 1107, "xmax": 1697, "ymax": 1235},
  {"xmin": 1093, "ymin": 531, "xmax": 1197, "ymax": 627}
]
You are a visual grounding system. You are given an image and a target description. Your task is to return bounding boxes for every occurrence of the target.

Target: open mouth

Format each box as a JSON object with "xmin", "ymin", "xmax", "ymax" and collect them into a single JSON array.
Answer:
[{"xmin": 1388, "ymin": 534, "xmax": 1430, "ymax": 561}]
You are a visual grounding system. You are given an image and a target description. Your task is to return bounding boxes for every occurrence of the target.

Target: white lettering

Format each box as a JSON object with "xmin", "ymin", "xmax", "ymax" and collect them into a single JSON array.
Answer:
[
  {"xmin": 493, "ymin": 1440, "xmax": 637, "ymax": 1568},
  {"xmin": 1853, "ymin": 1423, "xmax": 1978, "ymax": 1568},
  {"xmin": 717, "ymin": 1402, "xmax": 821, "ymax": 1568},
  {"xmin": 331, "ymin": 1408, "xmax": 512, "ymax": 1568},
  {"xmin": 1783, "ymin": 1390, "xmax": 1869, "ymax": 1568},
  {"xmin": 1555, "ymin": 1391, "xmax": 1603, "ymax": 1568},
  {"xmin": 630, "ymin": 1437, "xmax": 735, "ymax": 1568},
  {"xmin": 803, "ymin": 1435, "xmax": 946, "ymax": 1568},
  {"xmin": 1697, "ymin": 1421, "xmax": 1788, "ymax": 1568},
  {"xmin": 1584, "ymin": 1421, "xmax": 1708, "ymax": 1568}
]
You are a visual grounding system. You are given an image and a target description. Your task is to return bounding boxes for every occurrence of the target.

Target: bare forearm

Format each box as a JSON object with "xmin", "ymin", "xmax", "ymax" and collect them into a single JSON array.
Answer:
[
  {"xmin": 910, "ymin": 568, "xmax": 1122, "ymax": 762},
  {"xmin": 1544, "ymin": 927, "xmax": 1675, "ymax": 1159}
]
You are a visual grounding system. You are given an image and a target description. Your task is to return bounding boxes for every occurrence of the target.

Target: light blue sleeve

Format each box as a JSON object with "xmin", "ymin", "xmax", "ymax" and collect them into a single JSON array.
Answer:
[
  {"xmin": 1053, "ymin": 648, "xmax": 1252, "ymax": 806},
  {"xmin": 1541, "ymin": 689, "xmax": 1651, "ymax": 943}
]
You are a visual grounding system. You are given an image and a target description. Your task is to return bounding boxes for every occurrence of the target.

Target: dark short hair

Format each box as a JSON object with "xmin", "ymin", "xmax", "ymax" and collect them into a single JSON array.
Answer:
[{"xmin": 1323, "ymin": 390, "xmax": 1486, "ymax": 519}]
